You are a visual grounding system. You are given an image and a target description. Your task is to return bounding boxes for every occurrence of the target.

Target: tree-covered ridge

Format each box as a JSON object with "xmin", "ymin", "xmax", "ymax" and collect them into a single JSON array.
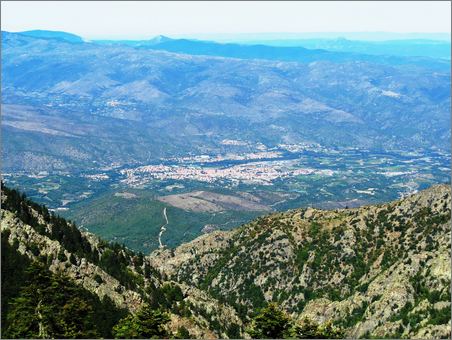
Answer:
[
  {"xmin": 1, "ymin": 183, "xmax": 339, "ymax": 339},
  {"xmin": 1, "ymin": 227, "xmax": 186, "ymax": 339},
  {"xmin": 151, "ymin": 184, "xmax": 451, "ymax": 338},
  {"xmin": 1, "ymin": 182, "xmax": 159, "ymax": 290},
  {"xmin": 2, "ymin": 183, "xmax": 450, "ymax": 338},
  {"xmin": 1, "ymin": 233, "xmax": 127, "ymax": 338},
  {"xmin": 0, "ymin": 184, "xmax": 243, "ymax": 338},
  {"xmin": 247, "ymin": 303, "xmax": 344, "ymax": 339}
]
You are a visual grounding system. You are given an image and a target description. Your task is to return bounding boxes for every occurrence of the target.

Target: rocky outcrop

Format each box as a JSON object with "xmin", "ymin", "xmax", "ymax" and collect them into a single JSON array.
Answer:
[
  {"xmin": 151, "ymin": 184, "xmax": 451, "ymax": 338},
  {"xmin": 2, "ymin": 184, "xmax": 450, "ymax": 338}
]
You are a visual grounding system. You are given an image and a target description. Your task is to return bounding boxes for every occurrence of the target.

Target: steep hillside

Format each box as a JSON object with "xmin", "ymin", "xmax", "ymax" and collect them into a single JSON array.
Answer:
[
  {"xmin": 2, "ymin": 183, "xmax": 450, "ymax": 338},
  {"xmin": 0, "ymin": 184, "xmax": 244, "ymax": 339},
  {"xmin": 150, "ymin": 184, "xmax": 451, "ymax": 338}
]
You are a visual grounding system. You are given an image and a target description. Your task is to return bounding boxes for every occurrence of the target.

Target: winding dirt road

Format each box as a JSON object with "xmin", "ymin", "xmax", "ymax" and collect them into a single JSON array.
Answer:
[{"xmin": 158, "ymin": 207, "xmax": 169, "ymax": 248}]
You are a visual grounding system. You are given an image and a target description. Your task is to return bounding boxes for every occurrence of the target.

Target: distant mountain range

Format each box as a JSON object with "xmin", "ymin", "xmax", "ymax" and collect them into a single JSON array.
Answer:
[
  {"xmin": 178, "ymin": 32, "xmax": 451, "ymax": 43},
  {"xmin": 94, "ymin": 35, "xmax": 451, "ymax": 68},
  {"xmin": 16, "ymin": 29, "xmax": 85, "ymax": 43},
  {"xmin": 235, "ymin": 38, "xmax": 451, "ymax": 60},
  {"xmin": 2, "ymin": 30, "xmax": 450, "ymax": 172}
]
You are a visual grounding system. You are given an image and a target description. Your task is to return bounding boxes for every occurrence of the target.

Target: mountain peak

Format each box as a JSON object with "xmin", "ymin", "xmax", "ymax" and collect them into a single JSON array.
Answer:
[{"xmin": 148, "ymin": 34, "xmax": 173, "ymax": 44}]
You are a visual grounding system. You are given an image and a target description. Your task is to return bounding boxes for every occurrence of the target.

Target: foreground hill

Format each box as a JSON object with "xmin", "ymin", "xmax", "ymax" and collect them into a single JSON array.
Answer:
[
  {"xmin": 0, "ymin": 183, "xmax": 244, "ymax": 339},
  {"xmin": 1, "ymin": 183, "xmax": 450, "ymax": 338},
  {"xmin": 151, "ymin": 184, "xmax": 451, "ymax": 338}
]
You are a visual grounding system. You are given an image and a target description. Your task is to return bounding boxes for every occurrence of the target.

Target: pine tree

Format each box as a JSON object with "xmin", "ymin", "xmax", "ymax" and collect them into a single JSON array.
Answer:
[
  {"xmin": 247, "ymin": 303, "xmax": 291, "ymax": 339},
  {"xmin": 112, "ymin": 305, "xmax": 170, "ymax": 339}
]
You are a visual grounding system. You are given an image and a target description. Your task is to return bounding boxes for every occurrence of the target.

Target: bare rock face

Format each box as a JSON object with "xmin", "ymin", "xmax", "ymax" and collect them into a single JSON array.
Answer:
[
  {"xmin": 176, "ymin": 282, "xmax": 247, "ymax": 339},
  {"xmin": 149, "ymin": 230, "xmax": 234, "ymax": 284},
  {"xmin": 151, "ymin": 184, "xmax": 451, "ymax": 338}
]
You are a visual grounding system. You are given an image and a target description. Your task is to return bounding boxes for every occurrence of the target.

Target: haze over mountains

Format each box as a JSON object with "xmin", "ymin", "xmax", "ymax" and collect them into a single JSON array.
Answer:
[
  {"xmin": 2, "ymin": 30, "xmax": 450, "ymax": 172},
  {"xmin": 2, "ymin": 29, "xmax": 450, "ymax": 253},
  {"xmin": 1, "ymin": 27, "xmax": 451, "ymax": 339},
  {"xmin": 237, "ymin": 38, "xmax": 451, "ymax": 60}
]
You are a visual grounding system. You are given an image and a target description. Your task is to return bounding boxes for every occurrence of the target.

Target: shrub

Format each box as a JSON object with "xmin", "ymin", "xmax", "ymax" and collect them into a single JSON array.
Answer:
[{"xmin": 288, "ymin": 318, "xmax": 344, "ymax": 339}]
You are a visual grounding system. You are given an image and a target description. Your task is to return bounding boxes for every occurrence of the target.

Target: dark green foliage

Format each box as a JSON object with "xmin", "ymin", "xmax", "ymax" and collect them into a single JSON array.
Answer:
[
  {"xmin": 226, "ymin": 322, "xmax": 241, "ymax": 339},
  {"xmin": 161, "ymin": 283, "xmax": 184, "ymax": 303},
  {"xmin": 174, "ymin": 325, "xmax": 191, "ymax": 339},
  {"xmin": 327, "ymin": 288, "xmax": 342, "ymax": 301},
  {"xmin": 57, "ymin": 248, "xmax": 67, "ymax": 262},
  {"xmin": 2, "ymin": 183, "xmax": 153, "ymax": 291},
  {"xmin": 407, "ymin": 311, "xmax": 426, "ymax": 330},
  {"xmin": 246, "ymin": 303, "xmax": 344, "ymax": 339},
  {"xmin": 112, "ymin": 305, "xmax": 170, "ymax": 339},
  {"xmin": 428, "ymin": 307, "xmax": 451, "ymax": 326},
  {"xmin": 296, "ymin": 246, "xmax": 310, "ymax": 265},
  {"xmin": 309, "ymin": 222, "xmax": 321, "ymax": 238},
  {"xmin": 410, "ymin": 273, "xmax": 447, "ymax": 305},
  {"xmin": 241, "ymin": 281, "xmax": 267, "ymax": 312},
  {"xmin": 98, "ymin": 248, "xmax": 143, "ymax": 290},
  {"xmin": 29, "ymin": 243, "xmax": 40, "ymax": 256},
  {"xmin": 247, "ymin": 303, "xmax": 291, "ymax": 339},
  {"xmin": 147, "ymin": 282, "xmax": 185, "ymax": 313},
  {"xmin": 1, "ymin": 230, "xmax": 32, "ymax": 327},
  {"xmin": 69, "ymin": 253, "xmax": 77, "ymax": 265},
  {"xmin": 2, "ymin": 261, "xmax": 127, "ymax": 339},
  {"xmin": 94, "ymin": 274, "xmax": 103, "ymax": 284},
  {"xmin": 357, "ymin": 282, "xmax": 369, "ymax": 293}
]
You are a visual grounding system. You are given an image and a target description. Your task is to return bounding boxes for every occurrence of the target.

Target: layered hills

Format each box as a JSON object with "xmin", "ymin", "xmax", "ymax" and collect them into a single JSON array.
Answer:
[
  {"xmin": 1, "ymin": 183, "xmax": 450, "ymax": 338},
  {"xmin": 2, "ymin": 31, "xmax": 450, "ymax": 172}
]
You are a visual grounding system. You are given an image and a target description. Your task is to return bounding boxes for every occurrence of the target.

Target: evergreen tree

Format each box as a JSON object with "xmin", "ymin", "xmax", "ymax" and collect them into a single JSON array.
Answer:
[
  {"xmin": 3, "ymin": 263, "xmax": 100, "ymax": 338},
  {"xmin": 247, "ymin": 303, "xmax": 291, "ymax": 339},
  {"xmin": 174, "ymin": 325, "xmax": 191, "ymax": 339},
  {"xmin": 113, "ymin": 304, "xmax": 170, "ymax": 339}
]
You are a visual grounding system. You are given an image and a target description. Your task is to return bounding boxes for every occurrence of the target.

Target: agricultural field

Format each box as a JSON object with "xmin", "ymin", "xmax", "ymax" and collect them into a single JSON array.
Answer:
[{"xmin": 3, "ymin": 145, "xmax": 450, "ymax": 253}]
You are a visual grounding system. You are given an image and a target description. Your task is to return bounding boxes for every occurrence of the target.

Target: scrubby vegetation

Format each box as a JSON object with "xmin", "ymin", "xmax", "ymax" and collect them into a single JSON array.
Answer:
[
  {"xmin": 2, "ymin": 184, "xmax": 451, "ymax": 339},
  {"xmin": 152, "ymin": 184, "xmax": 451, "ymax": 338},
  {"xmin": 247, "ymin": 303, "xmax": 344, "ymax": 339}
]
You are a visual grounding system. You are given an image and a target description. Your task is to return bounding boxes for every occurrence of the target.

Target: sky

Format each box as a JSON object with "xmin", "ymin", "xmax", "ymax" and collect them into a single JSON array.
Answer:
[{"xmin": 1, "ymin": 1, "xmax": 451, "ymax": 40}]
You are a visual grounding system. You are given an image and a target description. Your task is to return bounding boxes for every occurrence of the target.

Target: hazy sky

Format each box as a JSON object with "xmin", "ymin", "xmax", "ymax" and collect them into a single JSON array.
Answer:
[{"xmin": 1, "ymin": 1, "xmax": 451, "ymax": 40}]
